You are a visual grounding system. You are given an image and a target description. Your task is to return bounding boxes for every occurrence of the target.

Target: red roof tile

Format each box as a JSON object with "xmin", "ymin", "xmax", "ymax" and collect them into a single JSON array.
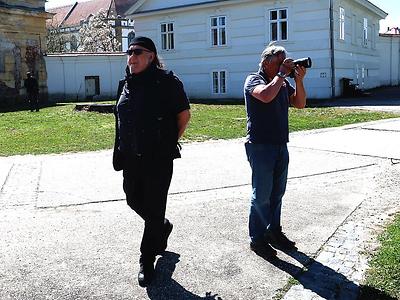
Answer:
[
  {"xmin": 62, "ymin": 0, "xmax": 112, "ymax": 27},
  {"xmin": 46, "ymin": 4, "xmax": 75, "ymax": 27}
]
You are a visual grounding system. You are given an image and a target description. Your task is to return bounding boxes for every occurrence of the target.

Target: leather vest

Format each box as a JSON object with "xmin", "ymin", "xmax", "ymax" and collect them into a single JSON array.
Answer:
[{"xmin": 116, "ymin": 67, "xmax": 179, "ymax": 159}]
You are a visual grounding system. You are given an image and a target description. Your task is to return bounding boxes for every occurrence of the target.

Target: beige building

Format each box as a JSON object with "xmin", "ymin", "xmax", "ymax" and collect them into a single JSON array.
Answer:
[{"xmin": 0, "ymin": 0, "xmax": 51, "ymax": 106}]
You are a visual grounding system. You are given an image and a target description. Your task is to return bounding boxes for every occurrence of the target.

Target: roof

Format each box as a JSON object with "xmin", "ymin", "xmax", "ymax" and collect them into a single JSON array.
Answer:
[
  {"xmin": 381, "ymin": 27, "xmax": 400, "ymax": 35},
  {"xmin": 125, "ymin": 0, "xmax": 232, "ymax": 16},
  {"xmin": 62, "ymin": 0, "xmax": 111, "ymax": 27},
  {"xmin": 46, "ymin": 0, "xmax": 138, "ymax": 28},
  {"xmin": 46, "ymin": 4, "xmax": 74, "ymax": 27},
  {"xmin": 125, "ymin": 0, "xmax": 387, "ymax": 19},
  {"xmin": 112, "ymin": 0, "xmax": 138, "ymax": 17}
]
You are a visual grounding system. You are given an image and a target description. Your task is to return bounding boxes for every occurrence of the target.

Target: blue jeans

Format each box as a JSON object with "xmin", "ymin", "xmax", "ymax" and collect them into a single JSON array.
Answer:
[{"xmin": 245, "ymin": 142, "xmax": 289, "ymax": 243}]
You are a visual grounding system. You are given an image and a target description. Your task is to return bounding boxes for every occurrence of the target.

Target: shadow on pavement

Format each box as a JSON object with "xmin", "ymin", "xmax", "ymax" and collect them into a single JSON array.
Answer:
[
  {"xmin": 358, "ymin": 285, "xmax": 398, "ymax": 300},
  {"xmin": 146, "ymin": 251, "xmax": 222, "ymax": 300},
  {"xmin": 261, "ymin": 249, "xmax": 396, "ymax": 300}
]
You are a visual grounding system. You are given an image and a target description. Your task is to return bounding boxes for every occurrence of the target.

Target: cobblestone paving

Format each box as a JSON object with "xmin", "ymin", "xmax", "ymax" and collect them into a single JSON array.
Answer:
[{"xmin": 283, "ymin": 161, "xmax": 400, "ymax": 300}]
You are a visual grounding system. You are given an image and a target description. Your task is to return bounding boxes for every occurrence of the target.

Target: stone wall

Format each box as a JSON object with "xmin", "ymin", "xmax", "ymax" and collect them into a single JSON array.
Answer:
[{"xmin": 0, "ymin": 1, "xmax": 51, "ymax": 106}]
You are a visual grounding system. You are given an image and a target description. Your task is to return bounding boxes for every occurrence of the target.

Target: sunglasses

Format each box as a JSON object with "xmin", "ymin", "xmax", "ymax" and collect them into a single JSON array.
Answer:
[{"xmin": 126, "ymin": 48, "xmax": 151, "ymax": 56}]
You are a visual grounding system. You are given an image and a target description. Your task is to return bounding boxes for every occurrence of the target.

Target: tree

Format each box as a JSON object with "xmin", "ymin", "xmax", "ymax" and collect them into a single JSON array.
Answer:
[
  {"xmin": 78, "ymin": 9, "xmax": 121, "ymax": 52},
  {"xmin": 46, "ymin": 22, "xmax": 69, "ymax": 53}
]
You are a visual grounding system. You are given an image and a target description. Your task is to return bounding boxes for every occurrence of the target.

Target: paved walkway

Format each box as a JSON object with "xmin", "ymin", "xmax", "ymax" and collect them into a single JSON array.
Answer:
[{"xmin": 1, "ymin": 106, "xmax": 400, "ymax": 299}]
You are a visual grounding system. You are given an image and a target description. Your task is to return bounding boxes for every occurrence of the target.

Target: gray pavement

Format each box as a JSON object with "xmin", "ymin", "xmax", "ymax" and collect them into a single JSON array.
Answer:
[{"xmin": 1, "ymin": 116, "xmax": 400, "ymax": 299}]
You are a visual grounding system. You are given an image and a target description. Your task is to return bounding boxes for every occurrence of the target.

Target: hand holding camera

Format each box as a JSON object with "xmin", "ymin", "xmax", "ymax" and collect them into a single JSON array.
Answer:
[
  {"xmin": 289, "ymin": 57, "xmax": 312, "ymax": 80},
  {"xmin": 278, "ymin": 58, "xmax": 295, "ymax": 77}
]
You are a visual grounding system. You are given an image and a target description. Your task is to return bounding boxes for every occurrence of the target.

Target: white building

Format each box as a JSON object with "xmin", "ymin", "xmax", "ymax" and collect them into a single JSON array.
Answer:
[
  {"xmin": 46, "ymin": 53, "xmax": 127, "ymax": 101},
  {"xmin": 46, "ymin": 0, "xmax": 400, "ymax": 101},
  {"xmin": 124, "ymin": 0, "xmax": 387, "ymax": 99}
]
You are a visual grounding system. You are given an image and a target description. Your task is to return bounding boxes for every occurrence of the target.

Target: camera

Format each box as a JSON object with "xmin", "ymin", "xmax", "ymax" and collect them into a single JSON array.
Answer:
[{"xmin": 289, "ymin": 57, "xmax": 312, "ymax": 78}]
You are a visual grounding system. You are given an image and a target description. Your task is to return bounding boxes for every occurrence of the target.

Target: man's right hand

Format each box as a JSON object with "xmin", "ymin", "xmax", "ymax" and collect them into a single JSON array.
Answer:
[{"xmin": 279, "ymin": 58, "xmax": 295, "ymax": 77}]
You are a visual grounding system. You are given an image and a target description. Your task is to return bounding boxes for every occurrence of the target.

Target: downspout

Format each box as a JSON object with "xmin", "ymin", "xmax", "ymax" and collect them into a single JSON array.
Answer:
[
  {"xmin": 398, "ymin": 38, "xmax": 400, "ymax": 85},
  {"xmin": 108, "ymin": 55, "xmax": 113, "ymax": 99},
  {"xmin": 329, "ymin": 0, "xmax": 336, "ymax": 98},
  {"xmin": 60, "ymin": 56, "xmax": 66, "ymax": 101},
  {"xmin": 389, "ymin": 35, "xmax": 393, "ymax": 85}
]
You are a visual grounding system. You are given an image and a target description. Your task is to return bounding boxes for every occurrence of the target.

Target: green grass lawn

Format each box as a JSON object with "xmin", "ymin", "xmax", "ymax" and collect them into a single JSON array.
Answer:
[
  {"xmin": 0, "ymin": 103, "xmax": 399, "ymax": 156},
  {"xmin": 360, "ymin": 214, "xmax": 400, "ymax": 299}
]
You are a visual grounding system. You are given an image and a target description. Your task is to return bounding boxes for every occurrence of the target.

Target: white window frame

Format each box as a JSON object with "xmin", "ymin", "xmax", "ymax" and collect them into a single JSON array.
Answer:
[
  {"xmin": 161, "ymin": 22, "xmax": 174, "ymax": 50},
  {"xmin": 211, "ymin": 70, "xmax": 227, "ymax": 94},
  {"xmin": 269, "ymin": 8, "xmax": 288, "ymax": 41},
  {"xmin": 363, "ymin": 17, "xmax": 368, "ymax": 47},
  {"xmin": 372, "ymin": 24, "xmax": 376, "ymax": 49},
  {"xmin": 210, "ymin": 16, "xmax": 227, "ymax": 47},
  {"xmin": 339, "ymin": 7, "xmax": 345, "ymax": 40},
  {"xmin": 351, "ymin": 14, "xmax": 357, "ymax": 45}
]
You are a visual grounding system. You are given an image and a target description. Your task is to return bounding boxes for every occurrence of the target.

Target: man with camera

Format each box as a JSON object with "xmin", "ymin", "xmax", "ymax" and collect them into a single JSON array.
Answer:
[{"xmin": 244, "ymin": 42, "xmax": 307, "ymax": 258}]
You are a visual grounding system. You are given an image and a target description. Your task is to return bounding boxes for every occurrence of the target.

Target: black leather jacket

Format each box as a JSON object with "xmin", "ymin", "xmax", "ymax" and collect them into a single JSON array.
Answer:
[{"xmin": 116, "ymin": 65, "xmax": 181, "ymax": 160}]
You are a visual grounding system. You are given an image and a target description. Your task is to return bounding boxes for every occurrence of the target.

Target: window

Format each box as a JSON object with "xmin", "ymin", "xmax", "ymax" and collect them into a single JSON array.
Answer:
[
  {"xmin": 351, "ymin": 14, "xmax": 357, "ymax": 44},
  {"xmin": 269, "ymin": 9, "xmax": 288, "ymax": 41},
  {"xmin": 128, "ymin": 31, "xmax": 135, "ymax": 45},
  {"xmin": 363, "ymin": 18, "xmax": 368, "ymax": 46},
  {"xmin": 372, "ymin": 24, "xmax": 376, "ymax": 48},
  {"xmin": 339, "ymin": 7, "xmax": 345, "ymax": 40},
  {"xmin": 70, "ymin": 35, "xmax": 78, "ymax": 51},
  {"xmin": 212, "ymin": 71, "xmax": 226, "ymax": 94},
  {"xmin": 210, "ymin": 16, "xmax": 226, "ymax": 46},
  {"xmin": 161, "ymin": 23, "xmax": 174, "ymax": 50}
]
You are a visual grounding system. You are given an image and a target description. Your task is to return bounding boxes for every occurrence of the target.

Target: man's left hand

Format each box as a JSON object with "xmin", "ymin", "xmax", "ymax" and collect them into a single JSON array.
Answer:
[{"xmin": 294, "ymin": 66, "xmax": 306, "ymax": 82}]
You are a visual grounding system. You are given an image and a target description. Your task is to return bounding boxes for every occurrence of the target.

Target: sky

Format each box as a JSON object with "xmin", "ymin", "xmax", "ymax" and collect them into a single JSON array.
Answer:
[{"xmin": 45, "ymin": 0, "xmax": 399, "ymax": 32}]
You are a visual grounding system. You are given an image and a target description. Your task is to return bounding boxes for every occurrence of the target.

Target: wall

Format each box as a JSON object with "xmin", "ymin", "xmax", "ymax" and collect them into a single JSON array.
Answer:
[
  {"xmin": 333, "ymin": 0, "xmax": 385, "ymax": 96},
  {"xmin": 45, "ymin": 53, "xmax": 126, "ymax": 101},
  {"xmin": 44, "ymin": 1, "xmax": 396, "ymax": 102},
  {"xmin": 131, "ymin": 0, "xmax": 334, "ymax": 99},
  {"xmin": 128, "ymin": 0, "xmax": 390, "ymax": 100},
  {"xmin": 377, "ymin": 35, "xmax": 400, "ymax": 86}
]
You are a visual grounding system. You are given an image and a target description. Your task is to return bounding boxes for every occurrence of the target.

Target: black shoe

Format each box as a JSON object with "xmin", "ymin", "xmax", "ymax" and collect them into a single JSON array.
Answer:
[
  {"xmin": 138, "ymin": 257, "xmax": 155, "ymax": 287},
  {"xmin": 250, "ymin": 241, "xmax": 277, "ymax": 258},
  {"xmin": 157, "ymin": 219, "xmax": 173, "ymax": 255},
  {"xmin": 266, "ymin": 227, "xmax": 297, "ymax": 250}
]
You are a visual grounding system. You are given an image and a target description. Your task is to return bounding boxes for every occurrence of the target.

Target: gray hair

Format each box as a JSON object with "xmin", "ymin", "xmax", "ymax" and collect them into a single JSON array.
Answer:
[{"xmin": 260, "ymin": 41, "xmax": 287, "ymax": 65}]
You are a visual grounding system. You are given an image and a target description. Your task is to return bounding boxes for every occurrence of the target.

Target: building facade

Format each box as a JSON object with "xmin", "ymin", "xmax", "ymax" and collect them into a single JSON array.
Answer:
[
  {"xmin": 0, "ymin": 0, "xmax": 51, "ymax": 105},
  {"xmin": 45, "ymin": 0, "xmax": 398, "ymax": 101},
  {"xmin": 123, "ymin": 0, "xmax": 387, "ymax": 100},
  {"xmin": 378, "ymin": 30, "xmax": 400, "ymax": 87}
]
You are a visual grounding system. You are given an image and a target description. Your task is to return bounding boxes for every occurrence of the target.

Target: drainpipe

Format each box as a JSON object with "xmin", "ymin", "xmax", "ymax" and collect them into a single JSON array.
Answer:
[
  {"xmin": 60, "ymin": 56, "xmax": 66, "ymax": 101},
  {"xmin": 389, "ymin": 35, "xmax": 393, "ymax": 85},
  {"xmin": 398, "ymin": 39, "xmax": 400, "ymax": 85},
  {"xmin": 329, "ymin": 0, "xmax": 336, "ymax": 98}
]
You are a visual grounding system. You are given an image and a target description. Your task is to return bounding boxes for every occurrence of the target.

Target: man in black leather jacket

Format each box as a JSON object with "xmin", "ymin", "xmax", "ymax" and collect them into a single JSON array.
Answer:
[{"xmin": 115, "ymin": 36, "xmax": 190, "ymax": 287}]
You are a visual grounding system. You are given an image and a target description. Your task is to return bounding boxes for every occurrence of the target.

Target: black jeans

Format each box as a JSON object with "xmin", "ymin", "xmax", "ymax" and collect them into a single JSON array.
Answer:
[
  {"xmin": 28, "ymin": 92, "xmax": 39, "ymax": 111},
  {"xmin": 123, "ymin": 156, "xmax": 173, "ymax": 261}
]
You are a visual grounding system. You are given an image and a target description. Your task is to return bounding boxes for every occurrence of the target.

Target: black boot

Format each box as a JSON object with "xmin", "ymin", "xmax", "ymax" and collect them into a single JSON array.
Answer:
[
  {"xmin": 138, "ymin": 256, "xmax": 155, "ymax": 287},
  {"xmin": 157, "ymin": 219, "xmax": 173, "ymax": 255},
  {"xmin": 250, "ymin": 240, "xmax": 277, "ymax": 258},
  {"xmin": 265, "ymin": 226, "xmax": 296, "ymax": 250}
]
